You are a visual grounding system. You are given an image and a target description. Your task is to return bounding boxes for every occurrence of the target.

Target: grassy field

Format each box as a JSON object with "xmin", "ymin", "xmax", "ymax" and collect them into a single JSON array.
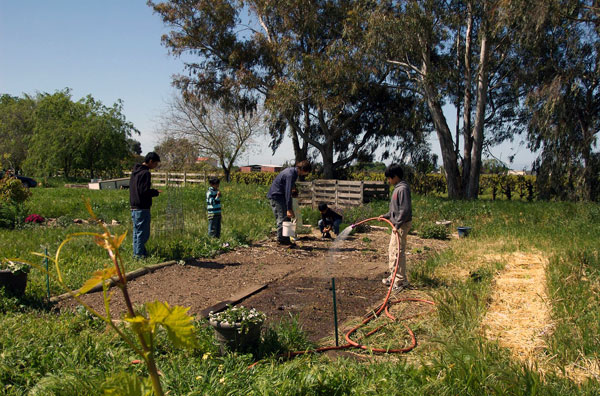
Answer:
[{"xmin": 1, "ymin": 183, "xmax": 599, "ymax": 395}]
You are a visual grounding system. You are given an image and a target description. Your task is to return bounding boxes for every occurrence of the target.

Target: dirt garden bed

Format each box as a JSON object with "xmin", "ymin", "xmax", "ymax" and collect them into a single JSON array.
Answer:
[{"xmin": 58, "ymin": 227, "xmax": 449, "ymax": 343}]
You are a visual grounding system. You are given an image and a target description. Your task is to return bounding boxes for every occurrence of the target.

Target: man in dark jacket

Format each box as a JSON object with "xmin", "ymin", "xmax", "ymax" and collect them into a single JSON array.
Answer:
[
  {"xmin": 129, "ymin": 152, "xmax": 161, "ymax": 258},
  {"xmin": 267, "ymin": 160, "xmax": 312, "ymax": 245}
]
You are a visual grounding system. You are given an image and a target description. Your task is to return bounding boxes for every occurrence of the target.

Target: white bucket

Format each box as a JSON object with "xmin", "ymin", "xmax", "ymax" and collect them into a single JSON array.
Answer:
[{"xmin": 282, "ymin": 221, "xmax": 296, "ymax": 237}]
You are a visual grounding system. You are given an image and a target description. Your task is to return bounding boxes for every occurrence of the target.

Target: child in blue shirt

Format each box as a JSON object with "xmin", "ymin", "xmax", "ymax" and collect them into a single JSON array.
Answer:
[{"xmin": 206, "ymin": 178, "xmax": 222, "ymax": 238}]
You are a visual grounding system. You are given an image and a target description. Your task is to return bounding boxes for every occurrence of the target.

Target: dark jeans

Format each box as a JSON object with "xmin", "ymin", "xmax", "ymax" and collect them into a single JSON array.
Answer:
[
  {"xmin": 318, "ymin": 218, "xmax": 342, "ymax": 235},
  {"xmin": 131, "ymin": 209, "xmax": 151, "ymax": 258},
  {"xmin": 208, "ymin": 215, "xmax": 221, "ymax": 238},
  {"xmin": 269, "ymin": 197, "xmax": 289, "ymax": 243}
]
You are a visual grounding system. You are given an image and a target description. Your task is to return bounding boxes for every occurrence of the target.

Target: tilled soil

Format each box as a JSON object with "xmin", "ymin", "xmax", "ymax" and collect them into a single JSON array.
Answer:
[{"xmin": 58, "ymin": 227, "xmax": 448, "ymax": 343}]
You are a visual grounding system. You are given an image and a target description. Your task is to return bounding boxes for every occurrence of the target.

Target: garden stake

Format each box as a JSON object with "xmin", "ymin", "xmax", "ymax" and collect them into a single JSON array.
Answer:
[
  {"xmin": 44, "ymin": 247, "xmax": 50, "ymax": 299},
  {"xmin": 331, "ymin": 277, "xmax": 339, "ymax": 346}
]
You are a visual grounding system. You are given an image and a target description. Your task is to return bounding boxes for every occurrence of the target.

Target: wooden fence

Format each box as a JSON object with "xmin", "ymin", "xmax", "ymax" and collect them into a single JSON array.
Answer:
[
  {"xmin": 296, "ymin": 180, "xmax": 388, "ymax": 208},
  {"xmin": 124, "ymin": 171, "xmax": 222, "ymax": 187},
  {"xmin": 123, "ymin": 172, "xmax": 388, "ymax": 207}
]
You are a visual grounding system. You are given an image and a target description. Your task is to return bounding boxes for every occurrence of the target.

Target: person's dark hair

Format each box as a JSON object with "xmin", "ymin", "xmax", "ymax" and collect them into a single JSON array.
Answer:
[
  {"xmin": 384, "ymin": 163, "xmax": 404, "ymax": 180},
  {"xmin": 318, "ymin": 203, "xmax": 328, "ymax": 211},
  {"xmin": 144, "ymin": 152, "xmax": 161, "ymax": 163},
  {"xmin": 209, "ymin": 177, "xmax": 220, "ymax": 185},
  {"xmin": 296, "ymin": 160, "xmax": 312, "ymax": 173}
]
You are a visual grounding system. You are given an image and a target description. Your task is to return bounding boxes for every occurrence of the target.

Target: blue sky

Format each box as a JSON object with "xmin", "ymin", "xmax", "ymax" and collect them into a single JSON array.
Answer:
[{"xmin": 0, "ymin": 1, "xmax": 535, "ymax": 169}]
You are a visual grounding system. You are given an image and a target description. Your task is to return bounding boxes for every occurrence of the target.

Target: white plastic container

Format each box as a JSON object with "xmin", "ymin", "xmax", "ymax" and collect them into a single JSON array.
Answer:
[{"xmin": 282, "ymin": 221, "xmax": 296, "ymax": 237}]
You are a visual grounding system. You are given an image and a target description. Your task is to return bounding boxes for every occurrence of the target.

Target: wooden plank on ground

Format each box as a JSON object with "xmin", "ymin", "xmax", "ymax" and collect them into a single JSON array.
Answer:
[
  {"xmin": 50, "ymin": 260, "xmax": 177, "ymax": 302},
  {"xmin": 199, "ymin": 283, "xmax": 268, "ymax": 318}
]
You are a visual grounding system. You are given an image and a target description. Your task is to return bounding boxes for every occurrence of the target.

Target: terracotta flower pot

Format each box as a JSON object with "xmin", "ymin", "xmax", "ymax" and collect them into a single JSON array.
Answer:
[
  {"xmin": 209, "ymin": 319, "xmax": 262, "ymax": 354},
  {"xmin": 0, "ymin": 270, "xmax": 28, "ymax": 296}
]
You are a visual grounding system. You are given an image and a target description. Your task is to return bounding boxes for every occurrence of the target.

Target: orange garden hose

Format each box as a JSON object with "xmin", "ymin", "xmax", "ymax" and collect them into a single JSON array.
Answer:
[{"xmin": 249, "ymin": 217, "xmax": 435, "ymax": 367}]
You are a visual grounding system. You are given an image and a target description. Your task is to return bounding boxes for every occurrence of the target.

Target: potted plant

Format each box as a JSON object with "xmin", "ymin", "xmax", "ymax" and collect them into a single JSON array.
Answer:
[
  {"xmin": 208, "ymin": 305, "xmax": 266, "ymax": 354},
  {"xmin": 0, "ymin": 260, "xmax": 30, "ymax": 296}
]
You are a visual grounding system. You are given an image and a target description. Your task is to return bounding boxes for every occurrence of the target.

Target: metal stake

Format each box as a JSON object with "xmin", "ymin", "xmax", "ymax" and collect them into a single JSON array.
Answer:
[{"xmin": 331, "ymin": 277, "xmax": 339, "ymax": 346}]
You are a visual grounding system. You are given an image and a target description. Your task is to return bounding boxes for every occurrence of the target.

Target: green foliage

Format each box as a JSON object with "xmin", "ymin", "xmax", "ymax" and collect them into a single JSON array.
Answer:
[
  {"xmin": 0, "ymin": 175, "xmax": 32, "ymax": 205},
  {"xmin": 265, "ymin": 315, "xmax": 315, "ymax": 355},
  {"xmin": 0, "ymin": 175, "xmax": 32, "ymax": 228},
  {"xmin": 0, "ymin": 94, "xmax": 35, "ymax": 172},
  {"xmin": 419, "ymin": 223, "xmax": 449, "ymax": 240},
  {"xmin": 230, "ymin": 171, "xmax": 277, "ymax": 186},
  {"xmin": 8, "ymin": 89, "xmax": 138, "ymax": 180},
  {"xmin": 481, "ymin": 158, "xmax": 509, "ymax": 174},
  {"xmin": 102, "ymin": 371, "xmax": 153, "ymax": 396}
]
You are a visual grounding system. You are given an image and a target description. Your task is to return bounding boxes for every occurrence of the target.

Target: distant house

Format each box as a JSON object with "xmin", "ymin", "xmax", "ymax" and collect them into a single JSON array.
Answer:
[
  {"xmin": 239, "ymin": 164, "xmax": 283, "ymax": 173},
  {"xmin": 196, "ymin": 157, "xmax": 219, "ymax": 167},
  {"xmin": 507, "ymin": 170, "xmax": 532, "ymax": 176}
]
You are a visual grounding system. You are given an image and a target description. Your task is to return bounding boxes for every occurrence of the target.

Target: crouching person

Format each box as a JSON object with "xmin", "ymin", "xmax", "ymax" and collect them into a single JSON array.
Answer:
[{"xmin": 318, "ymin": 203, "xmax": 342, "ymax": 239}]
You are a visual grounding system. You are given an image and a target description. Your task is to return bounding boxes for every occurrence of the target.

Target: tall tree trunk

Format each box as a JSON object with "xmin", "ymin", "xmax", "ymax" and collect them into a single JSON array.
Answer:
[
  {"xmin": 321, "ymin": 140, "xmax": 335, "ymax": 179},
  {"xmin": 290, "ymin": 129, "xmax": 307, "ymax": 164},
  {"xmin": 289, "ymin": 102, "xmax": 311, "ymax": 163},
  {"xmin": 581, "ymin": 121, "xmax": 594, "ymax": 201},
  {"xmin": 421, "ymin": 50, "xmax": 462, "ymax": 198},
  {"xmin": 467, "ymin": 27, "xmax": 490, "ymax": 199},
  {"xmin": 454, "ymin": 25, "xmax": 462, "ymax": 157},
  {"xmin": 462, "ymin": 3, "xmax": 474, "ymax": 192}
]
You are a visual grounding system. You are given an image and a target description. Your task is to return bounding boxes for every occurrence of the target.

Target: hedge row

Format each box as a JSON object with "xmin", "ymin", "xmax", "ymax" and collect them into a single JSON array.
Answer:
[{"xmin": 229, "ymin": 170, "xmax": 536, "ymax": 200}]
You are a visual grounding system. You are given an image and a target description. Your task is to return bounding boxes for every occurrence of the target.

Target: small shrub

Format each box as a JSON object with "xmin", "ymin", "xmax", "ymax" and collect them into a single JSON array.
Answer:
[
  {"xmin": 420, "ymin": 223, "xmax": 449, "ymax": 240},
  {"xmin": 0, "ymin": 176, "xmax": 31, "ymax": 205},
  {"xmin": 0, "ymin": 176, "xmax": 31, "ymax": 228}
]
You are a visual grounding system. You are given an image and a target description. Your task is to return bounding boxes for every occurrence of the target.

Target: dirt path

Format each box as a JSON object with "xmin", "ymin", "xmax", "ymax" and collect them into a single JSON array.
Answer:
[{"xmin": 58, "ymin": 227, "xmax": 448, "ymax": 342}]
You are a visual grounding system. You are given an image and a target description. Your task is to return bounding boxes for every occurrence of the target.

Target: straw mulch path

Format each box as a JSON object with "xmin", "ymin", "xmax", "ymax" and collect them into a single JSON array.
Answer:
[{"xmin": 480, "ymin": 251, "xmax": 599, "ymax": 383}]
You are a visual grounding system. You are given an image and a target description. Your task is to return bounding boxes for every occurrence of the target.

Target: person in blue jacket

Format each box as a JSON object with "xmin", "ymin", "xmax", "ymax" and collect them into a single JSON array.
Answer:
[{"xmin": 267, "ymin": 160, "xmax": 312, "ymax": 245}]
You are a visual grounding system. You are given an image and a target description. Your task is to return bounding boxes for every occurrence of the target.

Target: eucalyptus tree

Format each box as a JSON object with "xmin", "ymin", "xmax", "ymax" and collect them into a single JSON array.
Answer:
[
  {"xmin": 370, "ymin": 0, "xmax": 527, "ymax": 199},
  {"xmin": 516, "ymin": 0, "xmax": 600, "ymax": 201},
  {"xmin": 149, "ymin": 0, "xmax": 427, "ymax": 178}
]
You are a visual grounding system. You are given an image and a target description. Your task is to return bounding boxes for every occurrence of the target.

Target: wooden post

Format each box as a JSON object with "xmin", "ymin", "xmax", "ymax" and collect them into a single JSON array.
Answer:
[
  {"xmin": 311, "ymin": 181, "xmax": 316, "ymax": 209},
  {"xmin": 166, "ymin": 172, "xmax": 169, "ymax": 187},
  {"xmin": 335, "ymin": 180, "xmax": 339, "ymax": 207},
  {"xmin": 183, "ymin": 171, "xmax": 187, "ymax": 187},
  {"xmin": 360, "ymin": 181, "xmax": 365, "ymax": 203}
]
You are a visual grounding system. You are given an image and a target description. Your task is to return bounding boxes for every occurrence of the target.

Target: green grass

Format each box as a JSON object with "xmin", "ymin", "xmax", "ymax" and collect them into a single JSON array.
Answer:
[
  {"xmin": 1, "ymin": 184, "xmax": 600, "ymax": 394},
  {"xmin": 0, "ymin": 183, "xmax": 276, "ymax": 296}
]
